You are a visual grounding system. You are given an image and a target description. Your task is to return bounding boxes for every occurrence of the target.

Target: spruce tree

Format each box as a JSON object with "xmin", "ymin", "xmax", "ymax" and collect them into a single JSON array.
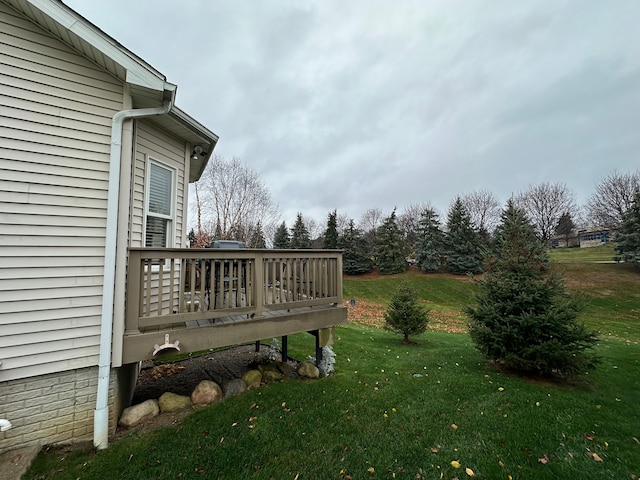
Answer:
[
  {"xmin": 273, "ymin": 221, "xmax": 290, "ymax": 249},
  {"xmin": 615, "ymin": 190, "xmax": 640, "ymax": 264},
  {"xmin": 374, "ymin": 209, "xmax": 407, "ymax": 274},
  {"xmin": 338, "ymin": 220, "xmax": 373, "ymax": 275},
  {"xmin": 445, "ymin": 198, "xmax": 483, "ymax": 274},
  {"xmin": 467, "ymin": 201, "xmax": 599, "ymax": 377},
  {"xmin": 290, "ymin": 213, "xmax": 312, "ymax": 249},
  {"xmin": 555, "ymin": 212, "xmax": 576, "ymax": 247},
  {"xmin": 416, "ymin": 208, "xmax": 445, "ymax": 272},
  {"xmin": 323, "ymin": 210, "xmax": 339, "ymax": 249},
  {"xmin": 384, "ymin": 281, "xmax": 429, "ymax": 344},
  {"xmin": 250, "ymin": 221, "xmax": 267, "ymax": 248}
]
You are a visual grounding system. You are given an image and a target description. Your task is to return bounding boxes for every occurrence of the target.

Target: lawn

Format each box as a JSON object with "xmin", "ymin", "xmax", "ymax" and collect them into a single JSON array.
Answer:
[
  {"xmin": 25, "ymin": 262, "xmax": 640, "ymax": 480},
  {"xmin": 546, "ymin": 243, "xmax": 617, "ymax": 263}
]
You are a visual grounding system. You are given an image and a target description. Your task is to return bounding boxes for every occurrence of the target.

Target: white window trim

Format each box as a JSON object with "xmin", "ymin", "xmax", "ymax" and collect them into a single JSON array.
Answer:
[{"xmin": 144, "ymin": 157, "xmax": 177, "ymax": 252}]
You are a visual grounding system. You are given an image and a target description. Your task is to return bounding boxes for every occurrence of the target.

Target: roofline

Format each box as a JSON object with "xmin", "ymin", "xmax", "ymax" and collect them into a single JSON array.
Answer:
[
  {"xmin": 28, "ymin": 0, "xmax": 176, "ymax": 92},
  {"xmin": 19, "ymin": 0, "xmax": 219, "ymax": 179}
]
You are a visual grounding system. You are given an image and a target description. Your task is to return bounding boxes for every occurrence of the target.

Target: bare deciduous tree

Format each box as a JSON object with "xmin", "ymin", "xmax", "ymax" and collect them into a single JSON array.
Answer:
[
  {"xmin": 514, "ymin": 182, "xmax": 577, "ymax": 243},
  {"xmin": 398, "ymin": 202, "xmax": 432, "ymax": 251},
  {"xmin": 301, "ymin": 215, "xmax": 323, "ymax": 241},
  {"xmin": 358, "ymin": 208, "xmax": 384, "ymax": 234},
  {"xmin": 586, "ymin": 170, "xmax": 640, "ymax": 229},
  {"xmin": 460, "ymin": 189, "xmax": 501, "ymax": 235},
  {"xmin": 193, "ymin": 155, "xmax": 280, "ymax": 244}
]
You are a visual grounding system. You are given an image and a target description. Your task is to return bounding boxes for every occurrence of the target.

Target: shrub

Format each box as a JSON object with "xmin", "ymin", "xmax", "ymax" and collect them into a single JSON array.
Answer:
[{"xmin": 384, "ymin": 281, "xmax": 429, "ymax": 343}]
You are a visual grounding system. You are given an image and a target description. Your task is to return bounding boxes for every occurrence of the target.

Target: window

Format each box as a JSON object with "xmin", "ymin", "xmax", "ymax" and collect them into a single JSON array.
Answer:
[{"xmin": 145, "ymin": 161, "xmax": 175, "ymax": 248}]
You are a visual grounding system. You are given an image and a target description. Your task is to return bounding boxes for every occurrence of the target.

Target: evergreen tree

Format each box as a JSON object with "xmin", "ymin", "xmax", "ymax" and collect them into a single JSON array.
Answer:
[
  {"xmin": 416, "ymin": 208, "xmax": 445, "ymax": 272},
  {"xmin": 374, "ymin": 209, "xmax": 408, "ymax": 274},
  {"xmin": 338, "ymin": 220, "xmax": 373, "ymax": 275},
  {"xmin": 250, "ymin": 221, "xmax": 267, "ymax": 248},
  {"xmin": 290, "ymin": 213, "xmax": 312, "ymax": 249},
  {"xmin": 214, "ymin": 220, "xmax": 223, "ymax": 240},
  {"xmin": 323, "ymin": 210, "xmax": 339, "ymax": 249},
  {"xmin": 273, "ymin": 221, "xmax": 290, "ymax": 249},
  {"xmin": 467, "ymin": 201, "xmax": 599, "ymax": 377},
  {"xmin": 615, "ymin": 190, "xmax": 640, "ymax": 264},
  {"xmin": 384, "ymin": 281, "xmax": 429, "ymax": 344},
  {"xmin": 445, "ymin": 197, "xmax": 483, "ymax": 274},
  {"xmin": 555, "ymin": 212, "xmax": 576, "ymax": 247}
]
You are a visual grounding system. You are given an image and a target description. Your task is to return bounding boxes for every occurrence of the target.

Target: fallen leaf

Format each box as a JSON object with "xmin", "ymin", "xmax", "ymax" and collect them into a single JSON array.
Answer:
[
  {"xmin": 450, "ymin": 460, "xmax": 461, "ymax": 469},
  {"xmin": 498, "ymin": 387, "xmax": 504, "ymax": 392},
  {"xmin": 368, "ymin": 466, "xmax": 375, "ymax": 473},
  {"xmin": 9, "ymin": 454, "xmax": 22, "ymax": 463},
  {"xmin": 583, "ymin": 433, "xmax": 594, "ymax": 441},
  {"xmin": 590, "ymin": 452, "xmax": 603, "ymax": 462},
  {"xmin": 451, "ymin": 423, "xmax": 458, "ymax": 430},
  {"xmin": 465, "ymin": 467, "xmax": 475, "ymax": 477},
  {"xmin": 633, "ymin": 437, "xmax": 640, "ymax": 445},
  {"xmin": 538, "ymin": 455, "xmax": 549, "ymax": 464},
  {"xmin": 431, "ymin": 447, "xmax": 440, "ymax": 453}
]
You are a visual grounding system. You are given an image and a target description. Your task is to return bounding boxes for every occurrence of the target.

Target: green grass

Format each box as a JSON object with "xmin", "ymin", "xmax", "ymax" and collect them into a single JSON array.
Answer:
[
  {"xmin": 547, "ymin": 243, "xmax": 617, "ymax": 263},
  {"xmin": 25, "ymin": 262, "xmax": 640, "ymax": 480}
]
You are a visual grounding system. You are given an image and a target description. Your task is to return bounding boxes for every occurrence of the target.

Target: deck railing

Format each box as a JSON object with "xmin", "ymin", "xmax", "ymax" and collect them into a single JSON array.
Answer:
[{"xmin": 125, "ymin": 248, "xmax": 343, "ymax": 334}]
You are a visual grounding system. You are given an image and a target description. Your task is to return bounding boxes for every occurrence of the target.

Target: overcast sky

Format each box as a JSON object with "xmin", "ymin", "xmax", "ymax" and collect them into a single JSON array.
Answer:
[{"xmin": 65, "ymin": 0, "xmax": 640, "ymax": 228}]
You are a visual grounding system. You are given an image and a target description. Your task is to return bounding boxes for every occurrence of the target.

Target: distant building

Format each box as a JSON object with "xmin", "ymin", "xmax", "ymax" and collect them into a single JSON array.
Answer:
[{"xmin": 550, "ymin": 227, "xmax": 612, "ymax": 249}]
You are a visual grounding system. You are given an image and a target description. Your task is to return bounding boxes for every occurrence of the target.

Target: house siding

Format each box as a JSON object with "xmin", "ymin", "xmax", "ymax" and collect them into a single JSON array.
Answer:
[
  {"xmin": 0, "ymin": 3, "xmax": 124, "ymax": 382},
  {"xmin": 128, "ymin": 121, "xmax": 188, "ymax": 317},
  {"xmin": 131, "ymin": 120, "xmax": 187, "ymax": 248}
]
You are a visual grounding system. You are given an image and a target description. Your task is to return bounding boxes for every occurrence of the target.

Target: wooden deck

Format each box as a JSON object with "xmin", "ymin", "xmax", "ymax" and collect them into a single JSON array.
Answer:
[{"xmin": 121, "ymin": 248, "xmax": 347, "ymax": 364}]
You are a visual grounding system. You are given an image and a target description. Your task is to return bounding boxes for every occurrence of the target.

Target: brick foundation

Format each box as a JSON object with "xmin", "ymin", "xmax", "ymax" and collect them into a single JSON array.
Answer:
[{"xmin": 0, "ymin": 366, "xmax": 122, "ymax": 453}]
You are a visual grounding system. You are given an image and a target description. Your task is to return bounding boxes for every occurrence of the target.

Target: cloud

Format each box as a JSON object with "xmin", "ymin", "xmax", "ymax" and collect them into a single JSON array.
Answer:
[{"xmin": 66, "ymin": 0, "xmax": 640, "ymax": 227}]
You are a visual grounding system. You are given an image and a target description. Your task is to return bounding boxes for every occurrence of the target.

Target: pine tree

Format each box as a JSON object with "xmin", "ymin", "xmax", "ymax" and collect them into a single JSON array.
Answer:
[
  {"xmin": 445, "ymin": 198, "xmax": 483, "ymax": 274},
  {"xmin": 467, "ymin": 201, "xmax": 599, "ymax": 377},
  {"xmin": 323, "ymin": 210, "xmax": 339, "ymax": 249},
  {"xmin": 384, "ymin": 281, "xmax": 429, "ymax": 344},
  {"xmin": 290, "ymin": 213, "xmax": 312, "ymax": 249},
  {"xmin": 338, "ymin": 220, "xmax": 373, "ymax": 275},
  {"xmin": 555, "ymin": 212, "xmax": 576, "ymax": 247},
  {"xmin": 273, "ymin": 221, "xmax": 290, "ymax": 249},
  {"xmin": 250, "ymin": 221, "xmax": 267, "ymax": 248},
  {"xmin": 416, "ymin": 208, "xmax": 445, "ymax": 272},
  {"xmin": 615, "ymin": 190, "xmax": 640, "ymax": 264},
  {"xmin": 374, "ymin": 209, "xmax": 408, "ymax": 274}
]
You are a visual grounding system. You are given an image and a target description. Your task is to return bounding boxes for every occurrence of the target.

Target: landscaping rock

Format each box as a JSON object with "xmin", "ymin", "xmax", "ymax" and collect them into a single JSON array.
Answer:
[
  {"xmin": 297, "ymin": 362, "xmax": 320, "ymax": 379},
  {"xmin": 119, "ymin": 399, "xmax": 159, "ymax": 427},
  {"xmin": 191, "ymin": 380, "xmax": 223, "ymax": 405},
  {"xmin": 158, "ymin": 392, "xmax": 192, "ymax": 413},
  {"xmin": 242, "ymin": 370, "xmax": 262, "ymax": 389},
  {"xmin": 275, "ymin": 361, "xmax": 296, "ymax": 376},
  {"xmin": 223, "ymin": 378, "xmax": 247, "ymax": 397},
  {"xmin": 258, "ymin": 363, "xmax": 283, "ymax": 383}
]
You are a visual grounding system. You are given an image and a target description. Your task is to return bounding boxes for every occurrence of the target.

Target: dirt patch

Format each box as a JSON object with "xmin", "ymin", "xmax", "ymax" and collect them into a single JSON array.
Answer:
[{"xmin": 132, "ymin": 344, "xmax": 261, "ymax": 404}]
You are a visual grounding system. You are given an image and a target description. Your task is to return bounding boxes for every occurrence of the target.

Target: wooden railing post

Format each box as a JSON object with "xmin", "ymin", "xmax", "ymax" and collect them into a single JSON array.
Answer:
[
  {"xmin": 125, "ymin": 249, "xmax": 141, "ymax": 334},
  {"xmin": 254, "ymin": 251, "xmax": 264, "ymax": 318},
  {"xmin": 336, "ymin": 253, "xmax": 343, "ymax": 304}
]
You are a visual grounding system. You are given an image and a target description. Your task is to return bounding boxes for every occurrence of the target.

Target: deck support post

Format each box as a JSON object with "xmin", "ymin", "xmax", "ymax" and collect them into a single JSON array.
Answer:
[{"xmin": 281, "ymin": 335, "xmax": 288, "ymax": 362}]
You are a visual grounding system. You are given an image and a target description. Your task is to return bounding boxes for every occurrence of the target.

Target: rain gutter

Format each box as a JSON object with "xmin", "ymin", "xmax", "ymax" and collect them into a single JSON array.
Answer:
[{"xmin": 94, "ymin": 97, "xmax": 174, "ymax": 450}]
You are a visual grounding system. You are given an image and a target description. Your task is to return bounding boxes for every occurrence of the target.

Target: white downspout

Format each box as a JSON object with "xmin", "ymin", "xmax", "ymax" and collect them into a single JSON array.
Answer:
[{"xmin": 94, "ymin": 100, "xmax": 173, "ymax": 450}]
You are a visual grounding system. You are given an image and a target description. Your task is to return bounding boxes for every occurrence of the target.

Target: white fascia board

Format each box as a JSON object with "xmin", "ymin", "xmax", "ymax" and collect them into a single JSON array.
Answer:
[{"xmin": 27, "ymin": 0, "xmax": 176, "ymax": 93}]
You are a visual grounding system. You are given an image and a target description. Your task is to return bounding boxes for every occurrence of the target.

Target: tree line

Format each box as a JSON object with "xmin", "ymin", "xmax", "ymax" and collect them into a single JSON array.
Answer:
[{"xmin": 190, "ymin": 156, "xmax": 640, "ymax": 271}]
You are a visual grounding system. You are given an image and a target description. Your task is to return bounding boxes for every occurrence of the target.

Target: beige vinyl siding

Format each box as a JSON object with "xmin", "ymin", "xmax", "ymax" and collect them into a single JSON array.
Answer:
[
  {"xmin": 130, "ymin": 120, "xmax": 187, "ymax": 247},
  {"xmin": 0, "ymin": 3, "xmax": 123, "ymax": 382},
  {"xmin": 129, "ymin": 121, "xmax": 187, "ymax": 317}
]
